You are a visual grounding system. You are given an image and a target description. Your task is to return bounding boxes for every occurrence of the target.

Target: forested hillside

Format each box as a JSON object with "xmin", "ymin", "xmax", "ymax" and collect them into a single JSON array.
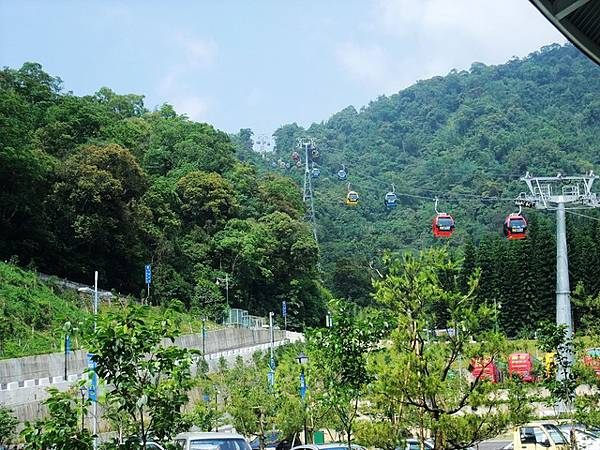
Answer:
[
  {"xmin": 3, "ymin": 44, "xmax": 600, "ymax": 337},
  {"xmin": 265, "ymin": 43, "xmax": 600, "ymax": 335},
  {"xmin": 0, "ymin": 63, "xmax": 326, "ymax": 328}
]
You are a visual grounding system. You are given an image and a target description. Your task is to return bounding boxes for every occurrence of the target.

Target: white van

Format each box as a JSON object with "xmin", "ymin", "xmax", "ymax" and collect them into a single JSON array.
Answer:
[{"xmin": 174, "ymin": 432, "xmax": 252, "ymax": 450}]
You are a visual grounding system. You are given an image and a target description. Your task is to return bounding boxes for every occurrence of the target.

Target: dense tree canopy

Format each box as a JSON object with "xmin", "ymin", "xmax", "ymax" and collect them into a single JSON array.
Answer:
[
  {"xmin": 264, "ymin": 43, "xmax": 600, "ymax": 333},
  {"xmin": 0, "ymin": 62, "xmax": 325, "ymax": 327}
]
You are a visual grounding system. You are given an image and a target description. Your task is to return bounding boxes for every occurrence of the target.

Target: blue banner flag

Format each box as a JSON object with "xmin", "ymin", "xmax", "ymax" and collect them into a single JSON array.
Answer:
[
  {"xmin": 145, "ymin": 264, "xmax": 151, "ymax": 284},
  {"xmin": 87, "ymin": 353, "xmax": 97, "ymax": 402}
]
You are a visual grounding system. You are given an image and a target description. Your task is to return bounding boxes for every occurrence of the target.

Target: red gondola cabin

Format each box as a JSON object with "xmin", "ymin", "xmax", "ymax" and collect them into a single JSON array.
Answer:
[
  {"xmin": 432, "ymin": 213, "xmax": 455, "ymax": 238},
  {"xmin": 503, "ymin": 214, "xmax": 528, "ymax": 240}
]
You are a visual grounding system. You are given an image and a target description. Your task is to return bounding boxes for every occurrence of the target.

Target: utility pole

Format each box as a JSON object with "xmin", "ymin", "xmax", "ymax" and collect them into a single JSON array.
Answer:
[
  {"xmin": 268, "ymin": 312, "xmax": 275, "ymax": 388},
  {"xmin": 519, "ymin": 172, "xmax": 600, "ymax": 387},
  {"xmin": 93, "ymin": 271, "xmax": 98, "ymax": 450},
  {"xmin": 298, "ymin": 137, "xmax": 319, "ymax": 245}
]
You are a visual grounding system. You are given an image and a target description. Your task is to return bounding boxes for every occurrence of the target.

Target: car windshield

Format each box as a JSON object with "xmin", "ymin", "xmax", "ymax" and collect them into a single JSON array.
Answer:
[
  {"xmin": 438, "ymin": 218, "xmax": 453, "ymax": 226},
  {"xmin": 510, "ymin": 219, "xmax": 525, "ymax": 228},
  {"xmin": 190, "ymin": 439, "xmax": 251, "ymax": 450},
  {"xmin": 543, "ymin": 425, "xmax": 568, "ymax": 444}
]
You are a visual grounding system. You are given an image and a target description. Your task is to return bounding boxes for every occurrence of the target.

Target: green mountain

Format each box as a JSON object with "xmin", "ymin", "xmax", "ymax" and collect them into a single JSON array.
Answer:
[
  {"xmin": 249, "ymin": 43, "xmax": 600, "ymax": 334},
  {"xmin": 266, "ymin": 43, "xmax": 600, "ymax": 300},
  {"xmin": 0, "ymin": 63, "xmax": 325, "ymax": 328}
]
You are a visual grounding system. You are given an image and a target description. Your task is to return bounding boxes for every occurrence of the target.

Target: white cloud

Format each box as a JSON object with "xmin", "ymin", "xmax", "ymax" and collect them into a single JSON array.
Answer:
[
  {"xmin": 155, "ymin": 32, "xmax": 218, "ymax": 120},
  {"xmin": 335, "ymin": 0, "xmax": 567, "ymax": 96},
  {"xmin": 174, "ymin": 32, "xmax": 218, "ymax": 68},
  {"xmin": 335, "ymin": 43, "xmax": 391, "ymax": 87},
  {"xmin": 372, "ymin": 0, "xmax": 566, "ymax": 65},
  {"xmin": 170, "ymin": 95, "xmax": 210, "ymax": 121}
]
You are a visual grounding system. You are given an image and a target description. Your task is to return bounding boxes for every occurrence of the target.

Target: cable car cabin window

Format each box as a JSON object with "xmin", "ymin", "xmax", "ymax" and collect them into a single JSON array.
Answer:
[
  {"xmin": 510, "ymin": 219, "xmax": 526, "ymax": 229},
  {"xmin": 437, "ymin": 217, "xmax": 454, "ymax": 228}
]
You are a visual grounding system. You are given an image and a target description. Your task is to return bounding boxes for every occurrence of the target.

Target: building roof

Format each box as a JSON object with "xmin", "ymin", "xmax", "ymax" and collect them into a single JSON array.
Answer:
[{"xmin": 530, "ymin": 0, "xmax": 600, "ymax": 65}]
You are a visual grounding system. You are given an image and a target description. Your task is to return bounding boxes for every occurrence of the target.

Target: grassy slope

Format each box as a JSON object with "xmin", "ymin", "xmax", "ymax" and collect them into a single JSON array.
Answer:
[{"xmin": 0, "ymin": 262, "xmax": 209, "ymax": 359}]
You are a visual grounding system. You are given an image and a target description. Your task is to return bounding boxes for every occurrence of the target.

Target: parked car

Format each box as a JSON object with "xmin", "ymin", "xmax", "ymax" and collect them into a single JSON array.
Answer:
[
  {"xmin": 557, "ymin": 426, "xmax": 600, "ymax": 450},
  {"xmin": 558, "ymin": 424, "xmax": 600, "ymax": 439},
  {"xmin": 174, "ymin": 432, "xmax": 252, "ymax": 450},
  {"xmin": 402, "ymin": 439, "xmax": 433, "ymax": 450},
  {"xmin": 249, "ymin": 432, "xmax": 293, "ymax": 450},
  {"xmin": 147, "ymin": 442, "xmax": 167, "ymax": 450}
]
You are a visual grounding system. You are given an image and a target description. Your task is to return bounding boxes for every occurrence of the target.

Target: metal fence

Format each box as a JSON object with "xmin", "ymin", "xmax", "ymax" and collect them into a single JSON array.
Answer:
[{"xmin": 224, "ymin": 308, "xmax": 267, "ymax": 329}]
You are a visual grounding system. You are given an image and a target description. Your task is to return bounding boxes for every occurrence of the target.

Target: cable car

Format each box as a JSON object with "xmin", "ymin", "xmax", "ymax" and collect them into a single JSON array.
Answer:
[
  {"xmin": 292, "ymin": 151, "xmax": 300, "ymax": 162},
  {"xmin": 295, "ymin": 160, "xmax": 303, "ymax": 169},
  {"xmin": 384, "ymin": 184, "xmax": 397, "ymax": 208},
  {"xmin": 311, "ymin": 167, "xmax": 320, "ymax": 178},
  {"xmin": 432, "ymin": 198, "xmax": 455, "ymax": 238},
  {"xmin": 311, "ymin": 148, "xmax": 320, "ymax": 159},
  {"xmin": 346, "ymin": 191, "xmax": 359, "ymax": 206},
  {"xmin": 384, "ymin": 192, "xmax": 397, "ymax": 208},
  {"xmin": 337, "ymin": 164, "xmax": 347, "ymax": 181},
  {"xmin": 504, "ymin": 213, "xmax": 528, "ymax": 240},
  {"xmin": 433, "ymin": 213, "xmax": 455, "ymax": 238}
]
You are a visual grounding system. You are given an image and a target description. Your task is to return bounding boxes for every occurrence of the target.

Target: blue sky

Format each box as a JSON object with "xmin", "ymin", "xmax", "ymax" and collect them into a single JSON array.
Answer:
[{"xmin": 0, "ymin": 1, "xmax": 566, "ymax": 135}]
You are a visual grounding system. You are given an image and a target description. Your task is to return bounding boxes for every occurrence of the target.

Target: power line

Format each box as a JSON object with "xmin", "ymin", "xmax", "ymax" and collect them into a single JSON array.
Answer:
[
  {"xmin": 352, "ymin": 171, "xmax": 520, "ymax": 204},
  {"xmin": 565, "ymin": 210, "xmax": 600, "ymax": 222}
]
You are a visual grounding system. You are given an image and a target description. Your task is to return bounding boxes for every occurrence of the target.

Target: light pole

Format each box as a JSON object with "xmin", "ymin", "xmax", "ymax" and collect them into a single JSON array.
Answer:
[
  {"xmin": 297, "ymin": 352, "xmax": 309, "ymax": 444},
  {"xmin": 202, "ymin": 316, "xmax": 207, "ymax": 357},
  {"xmin": 216, "ymin": 274, "xmax": 230, "ymax": 309},
  {"xmin": 493, "ymin": 299, "xmax": 502, "ymax": 333},
  {"xmin": 79, "ymin": 385, "xmax": 87, "ymax": 433},
  {"xmin": 63, "ymin": 321, "xmax": 72, "ymax": 381},
  {"xmin": 268, "ymin": 312, "xmax": 275, "ymax": 389}
]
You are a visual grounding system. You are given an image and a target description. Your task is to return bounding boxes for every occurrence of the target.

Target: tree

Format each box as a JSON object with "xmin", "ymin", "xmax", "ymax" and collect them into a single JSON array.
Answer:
[
  {"xmin": 45, "ymin": 143, "xmax": 147, "ymax": 291},
  {"xmin": 0, "ymin": 406, "xmax": 18, "ymax": 447},
  {"xmin": 372, "ymin": 248, "xmax": 530, "ymax": 450},
  {"xmin": 88, "ymin": 306, "xmax": 199, "ymax": 446},
  {"xmin": 308, "ymin": 300, "xmax": 387, "ymax": 449},
  {"xmin": 21, "ymin": 388, "xmax": 93, "ymax": 450},
  {"xmin": 176, "ymin": 171, "xmax": 239, "ymax": 232},
  {"xmin": 192, "ymin": 279, "xmax": 225, "ymax": 321}
]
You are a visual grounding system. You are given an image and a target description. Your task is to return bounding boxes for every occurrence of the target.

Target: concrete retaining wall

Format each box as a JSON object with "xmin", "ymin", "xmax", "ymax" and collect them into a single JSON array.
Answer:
[
  {"xmin": 0, "ymin": 327, "xmax": 285, "ymax": 386},
  {"xmin": 0, "ymin": 328, "xmax": 303, "ymax": 423}
]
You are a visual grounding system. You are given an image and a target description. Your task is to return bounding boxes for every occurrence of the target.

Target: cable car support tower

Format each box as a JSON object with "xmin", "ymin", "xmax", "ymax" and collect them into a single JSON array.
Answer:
[
  {"xmin": 298, "ymin": 137, "xmax": 318, "ymax": 244},
  {"xmin": 518, "ymin": 171, "xmax": 600, "ymax": 388}
]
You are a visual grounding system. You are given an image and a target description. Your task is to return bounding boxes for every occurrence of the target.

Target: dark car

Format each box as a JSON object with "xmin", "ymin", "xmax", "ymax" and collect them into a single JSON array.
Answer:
[{"xmin": 250, "ymin": 432, "xmax": 293, "ymax": 450}]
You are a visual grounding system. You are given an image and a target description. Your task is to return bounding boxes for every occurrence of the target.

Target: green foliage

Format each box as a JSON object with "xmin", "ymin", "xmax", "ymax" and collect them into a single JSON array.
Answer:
[
  {"xmin": 0, "ymin": 262, "xmax": 88, "ymax": 358},
  {"xmin": 0, "ymin": 406, "xmax": 18, "ymax": 446},
  {"xmin": 372, "ymin": 248, "xmax": 531, "ymax": 450},
  {"xmin": 308, "ymin": 301, "xmax": 387, "ymax": 448},
  {"xmin": 265, "ymin": 44, "xmax": 600, "ymax": 313},
  {"xmin": 88, "ymin": 306, "xmax": 199, "ymax": 445},
  {"xmin": 21, "ymin": 388, "xmax": 93, "ymax": 450},
  {"xmin": 0, "ymin": 62, "xmax": 325, "ymax": 327}
]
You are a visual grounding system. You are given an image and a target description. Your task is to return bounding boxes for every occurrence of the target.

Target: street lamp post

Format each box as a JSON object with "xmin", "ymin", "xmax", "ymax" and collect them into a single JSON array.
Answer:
[
  {"xmin": 215, "ymin": 274, "xmax": 230, "ymax": 308},
  {"xmin": 297, "ymin": 352, "xmax": 309, "ymax": 444},
  {"xmin": 493, "ymin": 299, "xmax": 502, "ymax": 333},
  {"xmin": 79, "ymin": 385, "xmax": 87, "ymax": 433},
  {"xmin": 202, "ymin": 317, "xmax": 207, "ymax": 357}
]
